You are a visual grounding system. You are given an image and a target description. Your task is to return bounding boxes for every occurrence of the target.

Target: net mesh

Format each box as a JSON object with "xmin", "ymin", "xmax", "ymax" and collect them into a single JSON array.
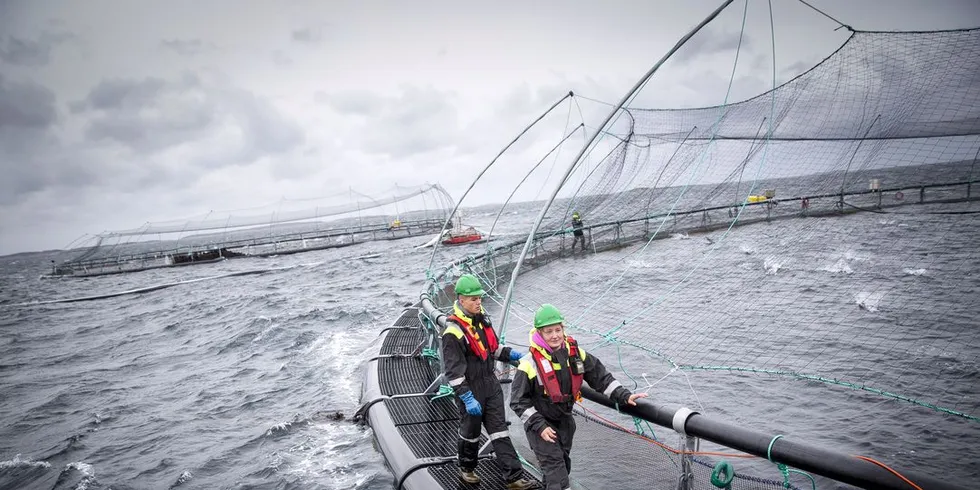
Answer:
[
  {"xmin": 55, "ymin": 184, "xmax": 453, "ymax": 276},
  {"xmin": 425, "ymin": 22, "xmax": 979, "ymax": 489}
]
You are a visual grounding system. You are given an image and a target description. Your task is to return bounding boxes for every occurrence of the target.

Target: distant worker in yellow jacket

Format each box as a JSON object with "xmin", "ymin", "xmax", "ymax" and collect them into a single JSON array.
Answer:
[
  {"xmin": 570, "ymin": 211, "xmax": 586, "ymax": 253},
  {"xmin": 510, "ymin": 304, "xmax": 647, "ymax": 490}
]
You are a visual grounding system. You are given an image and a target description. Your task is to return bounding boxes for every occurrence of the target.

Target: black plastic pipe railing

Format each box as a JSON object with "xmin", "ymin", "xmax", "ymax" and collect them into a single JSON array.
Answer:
[{"xmin": 580, "ymin": 386, "xmax": 966, "ymax": 490}]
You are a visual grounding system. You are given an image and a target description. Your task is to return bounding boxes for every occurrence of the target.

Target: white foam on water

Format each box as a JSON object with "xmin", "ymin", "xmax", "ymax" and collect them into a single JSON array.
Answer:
[
  {"xmin": 824, "ymin": 258, "xmax": 853, "ymax": 274},
  {"xmin": 855, "ymin": 291, "xmax": 885, "ymax": 312},
  {"xmin": 764, "ymin": 256, "xmax": 783, "ymax": 275},
  {"xmin": 0, "ymin": 455, "xmax": 50, "ymax": 469}
]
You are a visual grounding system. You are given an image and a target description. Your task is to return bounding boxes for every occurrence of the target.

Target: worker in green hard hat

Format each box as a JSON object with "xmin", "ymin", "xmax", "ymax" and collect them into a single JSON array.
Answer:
[
  {"xmin": 442, "ymin": 273, "xmax": 536, "ymax": 489},
  {"xmin": 570, "ymin": 211, "xmax": 586, "ymax": 253},
  {"xmin": 510, "ymin": 303, "xmax": 648, "ymax": 490}
]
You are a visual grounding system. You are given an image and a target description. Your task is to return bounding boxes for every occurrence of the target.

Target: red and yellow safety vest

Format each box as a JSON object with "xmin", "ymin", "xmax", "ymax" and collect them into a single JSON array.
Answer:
[
  {"xmin": 448, "ymin": 312, "xmax": 499, "ymax": 361},
  {"xmin": 532, "ymin": 336, "xmax": 584, "ymax": 403}
]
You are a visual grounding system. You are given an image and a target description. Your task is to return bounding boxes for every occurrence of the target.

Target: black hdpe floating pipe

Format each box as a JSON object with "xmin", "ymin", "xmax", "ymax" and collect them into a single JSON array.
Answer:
[{"xmin": 580, "ymin": 386, "xmax": 965, "ymax": 490}]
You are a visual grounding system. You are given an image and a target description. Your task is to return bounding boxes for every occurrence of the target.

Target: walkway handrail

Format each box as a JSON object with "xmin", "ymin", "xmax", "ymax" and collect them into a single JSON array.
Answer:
[{"xmin": 580, "ymin": 386, "xmax": 966, "ymax": 490}]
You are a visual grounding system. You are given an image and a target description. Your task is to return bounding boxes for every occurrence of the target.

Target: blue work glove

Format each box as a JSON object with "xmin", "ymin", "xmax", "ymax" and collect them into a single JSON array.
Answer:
[
  {"xmin": 459, "ymin": 391, "xmax": 482, "ymax": 416},
  {"xmin": 509, "ymin": 350, "xmax": 524, "ymax": 362}
]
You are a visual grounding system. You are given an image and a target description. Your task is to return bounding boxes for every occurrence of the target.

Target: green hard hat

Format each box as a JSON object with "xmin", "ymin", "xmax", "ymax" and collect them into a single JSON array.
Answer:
[
  {"xmin": 455, "ymin": 274, "xmax": 485, "ymax": 296},
  {"xmin": 534, "ymin": 303, "xmax": 564, "ymax": 329}
]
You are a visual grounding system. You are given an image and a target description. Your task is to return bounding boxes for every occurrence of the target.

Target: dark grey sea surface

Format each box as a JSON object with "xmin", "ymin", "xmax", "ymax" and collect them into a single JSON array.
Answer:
[
  {"xmin": 0, "ymin": 240, "xmax": 455, "ymax": 490},
  {"xmin": 503, "ymin": 202, "xmax": 980, "ymax": 489},
  {"xmin": 1, "ymin": 196, "xmax": 977, "ymax": 489}
]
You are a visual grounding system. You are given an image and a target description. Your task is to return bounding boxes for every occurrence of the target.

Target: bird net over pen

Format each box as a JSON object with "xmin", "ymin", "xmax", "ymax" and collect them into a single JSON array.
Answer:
[{"xmin": 423, "ymin": 2, "xmax": 979, "ymax": 488}]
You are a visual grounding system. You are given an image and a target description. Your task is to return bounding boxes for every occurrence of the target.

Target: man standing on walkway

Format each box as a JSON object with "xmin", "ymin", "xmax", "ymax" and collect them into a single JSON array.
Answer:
[{"xmin": 443, "ymin": 273, "xmax": 537, "ymax": 489}]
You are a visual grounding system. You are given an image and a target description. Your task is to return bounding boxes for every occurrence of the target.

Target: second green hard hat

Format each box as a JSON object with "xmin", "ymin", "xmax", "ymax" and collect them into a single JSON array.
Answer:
[{"xmin": 534, "ymin": 303, "xmax": 564, "ymax": 329}]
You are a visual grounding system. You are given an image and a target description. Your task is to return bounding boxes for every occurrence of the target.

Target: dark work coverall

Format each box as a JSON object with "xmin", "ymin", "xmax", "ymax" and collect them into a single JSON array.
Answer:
[
  {"xmin": 510, "ymin": 338, "xmax": 633, "ymax": 490},
  {"xmin": 571, "ymin": 217, "xmax": 585, "ymax": 252},
  {"xmin": 442, "ymin": 303, "xmax": 524, "ymax": 481}
]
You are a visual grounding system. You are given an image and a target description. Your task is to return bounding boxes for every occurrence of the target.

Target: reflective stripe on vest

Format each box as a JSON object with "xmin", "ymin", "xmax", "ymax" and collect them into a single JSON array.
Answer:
[
  {"xmin": 447, "ymin": 314, "xmax": 499, "ymax": 361},
  {"xmin": 531, "ymin": 337, "xmax": 584, "ymax": 403}
]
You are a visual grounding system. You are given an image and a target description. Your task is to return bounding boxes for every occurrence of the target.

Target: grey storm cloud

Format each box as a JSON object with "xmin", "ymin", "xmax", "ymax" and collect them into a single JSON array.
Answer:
[
  {"xmin": 291, "ymin": 27, "xmax": 322, "ymax": 44},
  {"xmin": 72, "ymin": 74, "xmax": 215, "ymax": 153},
  {"xmin": 324, "ymin": 82, "xmax": 587, "ymax": 164},
  {"xmin": 1, "ymin": 147, "xmax": 99, "ymax": 206},
  {"xmin": 70, "ymin": 73, "xmax": 304, "ymax": 158},
  {"xmin": 0, "ymin": 77, "xmax": 96, "ymax": 207},
  {"xmin": 0, "ymin": 36, "xmax": 50, "ymax": 66},
  {"xmin": 317, "ymin": 89, "xmax": 384, "ymax": 116},
  {"xmin": 673, "ymin": 28, "xmax": 754, "ymax": 63},
  {"xmin": 0, "ymin": 72, "xmax": 307, "ymax": 211},
  {"xmin": 74, "ymin": 76, "xmax": 172, "ymax": 112},
  {"xmin": 272, "ymin": 50, "xmax": 293, "ymax": 66},
  {"xmin": 0, "ymin": 30, "xmax": 73, "ymax": 66},
  {"xmin": 0, "ymin": 74, "xmax": 57, "ymax": 129},
  {"xmin": 784, "ymin": 60, "xmax": 816, "ymax": 76},
  {"xmin": 161, "ymin": 38, "xmax": 212, "ymax": 56},
  {"xmin": 228, "ymin": 88, "xmax": 306, "ymax": 156},
  {"xmin": 326, "ymin": 86, "xmax": 461, "ymax": 158}
]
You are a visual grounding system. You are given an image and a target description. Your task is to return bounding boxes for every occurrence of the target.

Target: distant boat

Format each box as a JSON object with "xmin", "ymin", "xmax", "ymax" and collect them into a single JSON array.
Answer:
[{"xmin": 441, "ymin": 226, "xmax": 484, "ymax": 246}]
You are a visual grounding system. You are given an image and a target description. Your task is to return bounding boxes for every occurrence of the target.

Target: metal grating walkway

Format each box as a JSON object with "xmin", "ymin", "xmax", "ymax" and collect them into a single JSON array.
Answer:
[
  {"xmin": 394, "ymin": 308, "xmax": 423, "ymax": 327},
  {"xmin": 429, "ymin": 465, "xmax": 539, "ymax": 489},
  {"xmin": 399, "ymin": 420, "xmax": 484, "ymax": 458},
  {"xmin": 372, "ymin": 306, "xmax": 542, "ymax": 488},
  {"xmin": 387, "ymin": 395, "xmax": 459, "ymax": 425},
  {"xmin": 379, "ymin": 356, "xmax": 435, "ymax": 395},
  {"xmin": 380, "ymin": 327, "xmax": 425, "ymax": 355}
]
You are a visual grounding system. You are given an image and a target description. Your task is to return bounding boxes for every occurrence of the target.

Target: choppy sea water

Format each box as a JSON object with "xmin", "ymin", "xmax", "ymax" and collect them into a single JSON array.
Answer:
[
  {"xmin": 504, "ymin": 203, "xmax": 980, "ymax": 489},
  {"xmin": 1, "ymin": 202, "xmax": 978, "ymax": 489},
  {"xmin": 0, "ymin": 241, "xmax": 444, "ymax": 490}
]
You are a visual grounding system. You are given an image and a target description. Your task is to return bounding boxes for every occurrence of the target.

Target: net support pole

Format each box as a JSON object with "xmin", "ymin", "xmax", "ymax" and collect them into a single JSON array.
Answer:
[
  {"xmin": 647, "ymin": 126, "xmax": 699, "ymax": 233},
  {"xmin": 499, "ymin": 0, "xmax": 737, "ymax": 332},
  {"xmin": 838, "ymin": 114, "xmax": 881, "ymax": 211},
  {"xmin": 426, "ymin": 92, "xmax": 574, "ymax": 272},
  {"xmin": 487, "ymin": 125, "xmax": 585, "ymax": 241}
]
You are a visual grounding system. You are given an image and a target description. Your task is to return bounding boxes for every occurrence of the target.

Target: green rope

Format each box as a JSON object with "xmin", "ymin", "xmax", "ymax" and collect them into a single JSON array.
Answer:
[
  {"xmin": 766, "ymin": 434, "xmax": 817, "ymax": 490},
  {"xmin": 632, "ymin": 417, "xmax": 645, "ymax": 436},
  {"xmin": 786, "ymin": 468, "xmax": 816, "ymax": 490},
  {"xmin": 516, "ymin": 450, "xmax": 534, "ymax": 467},
  {"xmin": 644, "ymin": 421, "xmax": 660, "ymax": 441},
  {"xmin": 430, "ymin": 384, "xmax": 454, "ymax": 402},
  {"xmin": 614, "ymin": 341, "xmax": 641, "ymax": 390},
  {"xmin": 711, "ymin": 460, "xmax": 735, "ymax": 488},
  {"xmin": 576, "ymin": 325, "xmax": 677, "ymax": 368},
  {"xmin": 558, "ymin": 322, "xmax": 976, "ymax": 422},
  {"xmin": 421, "ymin": 348, "xmax": 439, "ymax": 360},
  {"xmin": 766, "ymin": 434, "xmax": 782, "ymax": 461},
  {"xmin": 553, "ymin": 323, "xmax": 979, "ymax": 423}
]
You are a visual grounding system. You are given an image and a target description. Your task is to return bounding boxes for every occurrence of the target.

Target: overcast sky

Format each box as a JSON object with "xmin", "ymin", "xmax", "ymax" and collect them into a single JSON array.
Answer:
[{"xmin": 1, "ymin": 0, "xmax": 977, "ymax": 255}]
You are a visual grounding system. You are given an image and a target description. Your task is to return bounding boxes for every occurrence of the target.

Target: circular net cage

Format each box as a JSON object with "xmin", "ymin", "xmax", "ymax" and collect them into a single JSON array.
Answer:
[{"xmin": 423, "ymin": 19, "xmax": 980, "ymax": 490}]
